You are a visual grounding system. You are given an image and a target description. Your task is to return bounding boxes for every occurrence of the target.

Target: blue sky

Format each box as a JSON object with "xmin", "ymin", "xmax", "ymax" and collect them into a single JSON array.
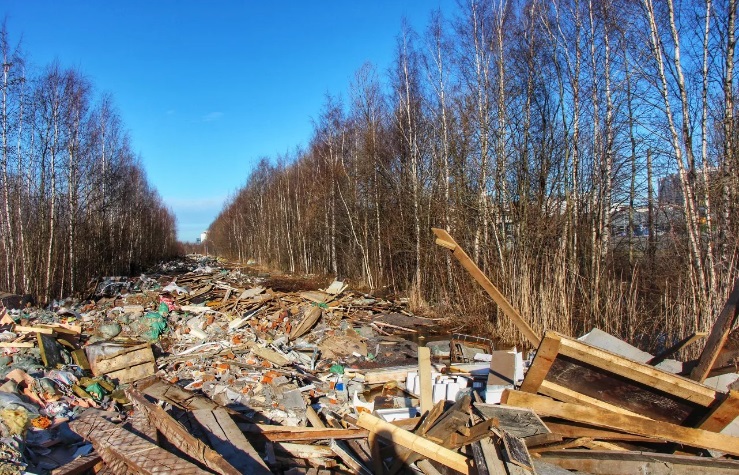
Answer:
[{"xmin": 2, "ymin": 1, "xmax": 455, "ymax": 242}]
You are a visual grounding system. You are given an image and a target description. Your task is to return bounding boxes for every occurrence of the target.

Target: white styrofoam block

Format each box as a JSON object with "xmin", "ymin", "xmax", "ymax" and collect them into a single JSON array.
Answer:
[
  {"xmin": 433, "ymin": 383, "xmax": 447, "ymax": 403},
  {"xmin": 446, "ymin": 382, "xmax": 460, "ymax": 401},
  {"xmin": 485, "ymin": 384, "xmax": 513, "ymax": 404}
]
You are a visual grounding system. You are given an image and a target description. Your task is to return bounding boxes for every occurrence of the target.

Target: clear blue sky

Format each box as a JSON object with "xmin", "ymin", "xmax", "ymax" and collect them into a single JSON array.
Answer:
[{"xmin": 2, "ymin": 1, "xmax": 456, "ymax": 242}]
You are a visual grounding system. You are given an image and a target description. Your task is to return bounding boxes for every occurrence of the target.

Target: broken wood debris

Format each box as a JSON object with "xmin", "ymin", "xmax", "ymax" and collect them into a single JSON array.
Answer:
[{"xmin": 6, "ymin": 237, "xmax": 739, "ymax": 474}]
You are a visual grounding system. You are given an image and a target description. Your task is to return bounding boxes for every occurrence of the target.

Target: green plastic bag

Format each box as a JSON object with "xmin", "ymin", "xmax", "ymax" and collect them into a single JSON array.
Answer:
[
  {"xmin": 142, "ymin": 311, "xmax": 168, "ymax": 341},
  {"xmin": 85, "ymin": 382, "xmax": 105, "ymax": 401}
]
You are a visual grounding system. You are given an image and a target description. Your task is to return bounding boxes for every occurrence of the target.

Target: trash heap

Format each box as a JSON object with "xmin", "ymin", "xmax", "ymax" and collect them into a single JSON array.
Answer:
[{"xmin": 1, "ymin": 229, "xmax": 739, "ymax": 475}]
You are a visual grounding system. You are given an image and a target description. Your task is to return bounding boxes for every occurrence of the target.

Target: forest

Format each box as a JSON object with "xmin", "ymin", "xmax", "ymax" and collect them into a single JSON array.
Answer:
[
  {"xmin": 209, "ymin": 0, "xmax": 739, "ymax": 350},
  {"xmin": 0, "ymin": 26, "xmax": 179, "ymax": 303}
]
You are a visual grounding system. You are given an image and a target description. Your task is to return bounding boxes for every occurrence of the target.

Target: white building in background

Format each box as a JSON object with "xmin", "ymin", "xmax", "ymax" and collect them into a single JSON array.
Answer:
[{"xmin": 200, "ymin": 231, "xmax": 208, "ymax": 243}]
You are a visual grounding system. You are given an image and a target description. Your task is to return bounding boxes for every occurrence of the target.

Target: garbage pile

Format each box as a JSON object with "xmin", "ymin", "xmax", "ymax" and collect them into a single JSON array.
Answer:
[{"xmin": 1, "ymin": 231, "xmax": 739, "ymax": 475}]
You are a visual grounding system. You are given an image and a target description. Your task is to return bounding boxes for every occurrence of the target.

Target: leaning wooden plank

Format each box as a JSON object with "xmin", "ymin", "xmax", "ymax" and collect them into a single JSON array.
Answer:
[
  {"xmin": 126, "ymin": 388, "xmax": 242, "ymax": 475},
  {"xmin": 69, "ymin": 410, "xmax": 210, "ymax": 475},
  {"xmin": 539, "ymin": 449, "xmax": 739, "ymax": 475},
  {"xmin": 418, "ymin": 346, "xmax": 433, "ymax": 415},
  {"xmin": 501, "ymin": 390, "xmax": 739, "ymax": 456},
  {"xmin": 698, "ymin": 390, "xmax": 739, "ymax": 433},
  {"xmin": 192, "ymin": 408, "xmax": 271, "ymax": 475},
  {"xmin": 647, "ymin": 332, "xmax": 707, "ymax": 366},
  {"xmin": 431, "ymin": 228, "xmax": 541, "ymax": 346},
  {"xmin": 690, "ymin": 279, "xmax": 739, "ymax": 382},
  {"xmin": 356, "ymin": 412, "xmax": 472, "ymax": 475}
]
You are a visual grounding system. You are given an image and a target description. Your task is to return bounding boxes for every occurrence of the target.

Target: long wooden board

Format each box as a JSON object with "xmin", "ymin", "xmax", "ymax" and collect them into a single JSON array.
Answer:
[
  {"xmin": 193, "ymin": 408, "xmax": 271, "ymax": 475},
  {"xmin": 540, "ymin": 449, "xmax": 739, "ymax": 475},
  {"xmin": 502, "ymin": 390, "xmax": 739, "ymax": 456},
  {"xmin": 432, "ymin": 228, "xmax": 541, "ymax": 346},
  {"xmin": 357, "ymin": 412, "xmax": 472, "ymax": 475}
]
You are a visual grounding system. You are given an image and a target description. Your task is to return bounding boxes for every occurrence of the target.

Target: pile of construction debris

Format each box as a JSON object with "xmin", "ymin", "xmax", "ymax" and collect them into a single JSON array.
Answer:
[{"xmin": 1, "ymin": 229, "xmax": 739, "ymax": 475}]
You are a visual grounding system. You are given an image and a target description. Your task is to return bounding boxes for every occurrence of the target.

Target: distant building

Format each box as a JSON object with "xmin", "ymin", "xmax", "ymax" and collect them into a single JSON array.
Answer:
[{"xmin": 200, "ymin": 231, "xmax": 208, "ymax": 243}]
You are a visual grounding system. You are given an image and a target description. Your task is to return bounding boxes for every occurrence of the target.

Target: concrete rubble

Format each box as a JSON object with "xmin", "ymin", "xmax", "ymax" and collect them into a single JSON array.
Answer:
[{"xmin": 0, "ymin": 233, "xmax": 738, "ymax": 474}]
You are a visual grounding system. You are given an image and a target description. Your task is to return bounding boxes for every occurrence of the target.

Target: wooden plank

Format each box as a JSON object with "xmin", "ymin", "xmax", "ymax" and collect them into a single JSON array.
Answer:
[
  {"xmin": 274, "ymin": 442, "xmax": 335, "ymax": 458},
  {"xmin": 418, "ymin": 346, "xmax": 433, "ymax": 415},
  {"xmin": 523, "ymin": 433, "xmax": 564, "ymax": 448},
  {"xmin": 0, "ymin": 341, "xmax": 33, "ymax": 348},
  {"xmin": 126, "ymin": 388, "xmax": 242, "ymax": 475},
  {"xmin": 519, "ymin": 332, "xmax": 561, "ymax": 393},
  {"xmin": 478, "ymin": 438, "xmax": 507, "ymax": 474},
  {"xmin": 329, "ymin": 439, "xmax": 373, "ymax": 475},
  {"xmin": 356, "ymin": 412, "xmax": 472, "ymax": 475},
  {"xmin": 501, "ymin": 390, "xmax": 739, "ymax": 456},
  {"xmin": 539, "ymin": 449, "xmax": 739, "ymax": 475},
  {"xmin": 239, "ymin": 423, "xmax": 369, "ymax": 441},
  {"xmin": 556, "ymin": 332, "xmax": 717, "ymax": 407},
  {"xmin": 193, "ymin": 408, "xmax": 271, "ymax": 475},
  {"xmin": 538, "ymin": 380, "xmax": 650, "ymax": 419},
  {"xmin": 691, "ymin": 279, "xmax": 739, "ymax": 382},
  {"xmin": 542, "ymin": 420, "xmax": 662, "ymax": 442},
  {"xmin": 431, "ymin": 228, "xmax": 541, "ymax": 346},
  {"xmin": 69, "ymin": 410, "xmax": 210, "ymax": 475},
  {"xmin": 698, "ymin": 390, "xmax": 739, "ymax": 433},
  {"xmin": 51, "ymin": 454, "xmax": 103, "ymax": 475},
  {"xmin": 647, "ymin": 332, "xmax": 707, "ymax": 366},
  {"xmin": 14, "ymin": 325, "xmax": 53, "ymax": 334}
]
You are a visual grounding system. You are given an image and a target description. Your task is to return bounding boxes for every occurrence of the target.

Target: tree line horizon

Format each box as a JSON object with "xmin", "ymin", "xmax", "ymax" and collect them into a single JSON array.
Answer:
[
  {"xmin": 209, "ymin": 0, "xmax": 739, "ymax": 350},
  {"xmin": 0, "ymin": 24, "xmax": 179, "ymax": 303}
]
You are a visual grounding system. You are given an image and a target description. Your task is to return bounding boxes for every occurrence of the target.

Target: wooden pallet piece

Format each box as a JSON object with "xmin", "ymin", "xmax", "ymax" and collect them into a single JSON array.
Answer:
[
  {"xmin": 92, "ymin": 343, "xmax": 155, "ymax": 384},
  {"xmin": 502, "ymin": 390, "xmax": 739, "ymax": 456},
  {"xmin": 521, "ymin": 330, "xmax": 718, "ymax": 425},
  {"xmin": 69, "ymin": 410, "xmax": 210, "ymax": 475}
]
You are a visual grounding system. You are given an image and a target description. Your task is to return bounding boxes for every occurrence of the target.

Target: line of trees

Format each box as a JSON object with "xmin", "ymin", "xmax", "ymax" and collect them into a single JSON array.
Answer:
[
  {"xmin": 0, "ymin": 25, "xmax": 179, "ymax": 303},
  {"xmin": 209, "ymin": 0, "xmax": 738, "ymax": 350}
]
